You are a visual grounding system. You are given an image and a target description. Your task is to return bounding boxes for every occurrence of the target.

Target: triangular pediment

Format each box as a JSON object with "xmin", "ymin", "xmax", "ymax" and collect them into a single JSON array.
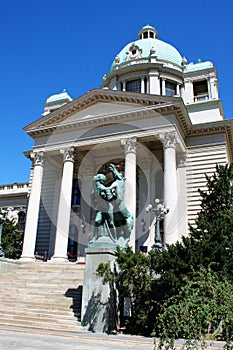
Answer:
[
  {"xmin": 24, "ymin": 88, "xmax": 195, "ymax": 142},
  {"xmin": 24, "ymin": 89, "xmax": 181, "ymax": 133}
]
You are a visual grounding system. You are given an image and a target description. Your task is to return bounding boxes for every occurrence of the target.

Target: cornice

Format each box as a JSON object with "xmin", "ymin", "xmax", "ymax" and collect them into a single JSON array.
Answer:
[
  {"xmin": 0, "ymin": 193, "xmax": 28, "ymax": 200},
  {"xmin": 184, "ymin": 66, "xmax": 216, "ymax": 79}
]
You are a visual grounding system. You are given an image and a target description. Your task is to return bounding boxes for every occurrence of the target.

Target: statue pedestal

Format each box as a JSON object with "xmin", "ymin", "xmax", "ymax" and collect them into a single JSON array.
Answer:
[{"xmin": 81, "ymin": 247, "xmax": 117, "ymax": 333}]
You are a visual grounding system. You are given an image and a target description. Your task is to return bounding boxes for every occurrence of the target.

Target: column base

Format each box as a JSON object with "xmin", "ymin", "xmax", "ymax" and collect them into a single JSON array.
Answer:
[
  {"xmin": 51, "ymin": 256, "xmax": 68, "ymax": 263},
  {"xmin": 20, "ymin": 256, "xmax": 36, "ymax": 262}
]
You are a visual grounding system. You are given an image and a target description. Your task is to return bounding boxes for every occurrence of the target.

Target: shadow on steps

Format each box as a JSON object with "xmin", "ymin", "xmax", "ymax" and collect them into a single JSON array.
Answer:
[{"xmin": 65, "ymin": 286, "xmax": 83, "ymax": 322}]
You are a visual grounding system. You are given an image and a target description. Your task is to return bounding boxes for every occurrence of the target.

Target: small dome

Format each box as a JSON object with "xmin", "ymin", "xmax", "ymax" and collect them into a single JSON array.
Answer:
[
  {"xmin": 46, "ymin": 89, "xmax": 73, "ymax": 104},
  {"xmin": 43, "ymin": 89, "xmax": 73, "ymax": 116},
  {"xmin": 110, "ymin": 25, "xmax": 183, "ymax": 71}
]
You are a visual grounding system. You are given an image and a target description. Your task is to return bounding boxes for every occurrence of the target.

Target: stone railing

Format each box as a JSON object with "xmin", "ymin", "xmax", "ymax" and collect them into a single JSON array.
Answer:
[{"xmin": 0, "ymin": 182, "xmax": 29, "ymax": 195}]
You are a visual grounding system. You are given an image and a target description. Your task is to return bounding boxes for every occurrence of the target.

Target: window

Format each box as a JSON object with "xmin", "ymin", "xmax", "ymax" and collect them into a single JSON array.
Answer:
[
  {"xmin": 18, "ymin": 211, "xmax": 26, "ymax": 233},
  {"xmin": 144, "ymin": 76, "xmax": 147, "ymax": 94},
  {"xmin": 126, "ymin": 79, "xmax": 141, "ymax": 93},
  {"xmin": 165, "ymin": 81, "xmax": 176, "ymax": 96},
  {"xmin": 71, "ymin": 179, "xmax": 80, "ymax": 206},
  {"xmin": 193, "ymin": 80, "xmax": 208, "ymax": 101}
]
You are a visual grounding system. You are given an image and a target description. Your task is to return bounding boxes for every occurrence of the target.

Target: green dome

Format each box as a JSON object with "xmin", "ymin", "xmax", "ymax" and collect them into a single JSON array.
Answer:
[
  {"xmin": 110, "ymin": 25, "xmax": 183, "ymax": 71},
  {"xmin": 46, "ymin": 89, "xmax": 73, "ymax": 104}
]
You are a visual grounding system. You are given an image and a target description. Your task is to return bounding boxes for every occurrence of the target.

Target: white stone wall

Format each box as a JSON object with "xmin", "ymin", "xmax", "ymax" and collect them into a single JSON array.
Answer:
[{"xmin": 186, "ymin": 143, "xmax": 227, "ymax": 227}]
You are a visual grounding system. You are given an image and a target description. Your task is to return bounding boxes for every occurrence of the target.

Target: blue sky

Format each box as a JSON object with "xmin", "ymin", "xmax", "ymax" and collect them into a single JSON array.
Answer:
[{"xmin": 0, "ymin": 0, "xmax": 232, "ymax": 184}]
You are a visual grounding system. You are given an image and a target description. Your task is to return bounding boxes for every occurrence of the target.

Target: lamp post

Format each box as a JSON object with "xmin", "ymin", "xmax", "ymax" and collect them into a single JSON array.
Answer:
[
  {"xmin": 0, "ymin": 210, "xmax": 6, "ymax": 257},
  {"xmin": 146, "ymin": 199, "xmax": 169, "ymax": 250}
]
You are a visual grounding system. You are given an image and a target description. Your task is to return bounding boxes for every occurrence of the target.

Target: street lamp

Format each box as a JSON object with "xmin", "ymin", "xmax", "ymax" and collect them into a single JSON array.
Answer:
[
  {"xmin": 146, "ymin": 199, "xmax": 169, "ymax": 250},
  {"xmin": 0, "ymin": 210, "xmax": 6, "ymax": 257}
]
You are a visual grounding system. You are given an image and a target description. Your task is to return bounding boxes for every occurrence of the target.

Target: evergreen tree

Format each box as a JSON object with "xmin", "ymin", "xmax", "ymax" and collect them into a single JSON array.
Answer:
[
  {"xmin": 156, "ymin": 267, "xmax": 233, "ymax": 348},
  {"xmin": 97, "ymin": 246, "xmax": 155, "ymax": 335},
  {"xmin": 1, "ymin": 217, "xmax": 22, "ymax": 259},
  {"xmin": 152, "ymin": 163, "xmax": 233, "ymax": 297}
]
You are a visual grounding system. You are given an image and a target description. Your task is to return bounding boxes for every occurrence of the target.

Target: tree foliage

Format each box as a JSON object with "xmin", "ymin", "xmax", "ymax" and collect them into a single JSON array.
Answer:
[
  {"xmin": 1, "ymin": 217, "xmax": 22, "ymax": 259},
  {"xmin": 151, "ymin": 164, "xmax": 233, "ymax": 298},
  {"xmin": 97, "ymin": 246, "xmax": 156, "ymax": 335},
  {"xmin": 156, "ymin": 267, "xmax": 233, "ymax": 349}
]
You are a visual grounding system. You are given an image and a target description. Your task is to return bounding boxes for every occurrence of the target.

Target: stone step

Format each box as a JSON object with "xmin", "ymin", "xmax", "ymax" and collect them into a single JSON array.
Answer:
[
  {"xmin": 2, "ymin": 271, "xmax": 84, "ymax": 277},
  {"xmin": 15, "ymin": 263, "xmax": 85, "ymax": 270},
  {"xmin": 13, "ymin": 271, "xmax": 85, "ymax": 276},
  {"xmin": 0, "ymin": 311, "xmax": 80, "ymax": 323},
  {"xmin": 0, "ymin": 303, "xmax": 81, "ymax": 319},
  {"xmin": 0, "ymin": 294, "xmax": 78, "ymax": 303},
  {"xmin": 0, "ymin": 298, "xmax": 80, "ymax": 310},
  {"xmin": 0, "ymin": 261, "xmax": 84, "ymax": 331},
  {"xmin": 0, "ymin": 282, "xmax": 83, "ymax": 290},
  {"xmin": 0, "ymin": 305, "xmax": 81, "ymax": 319},
  {"xmin": 0, "ymin": 316, "xmax": 82, "ymax": 331},
  {"xmin": 0, "ymin": 306, "xmax": 80, "ymax": 319}
]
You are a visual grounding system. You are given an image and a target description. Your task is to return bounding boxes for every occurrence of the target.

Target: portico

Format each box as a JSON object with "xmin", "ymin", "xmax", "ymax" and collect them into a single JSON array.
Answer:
[{"xmin": 20, "ymin": 89, "xmax": 189, "ymax": 260}]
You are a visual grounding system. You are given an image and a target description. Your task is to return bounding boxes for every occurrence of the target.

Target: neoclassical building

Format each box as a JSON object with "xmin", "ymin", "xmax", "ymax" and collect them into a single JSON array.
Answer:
[{"xmin": 9, "ymin": 25, "xmax": 232, "ymax": 261}]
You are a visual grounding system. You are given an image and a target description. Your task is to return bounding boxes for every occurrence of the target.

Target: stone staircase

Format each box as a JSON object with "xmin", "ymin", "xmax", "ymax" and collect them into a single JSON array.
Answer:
[{"xmin": 0, "ymin": 261, "xmax": 85, "ymax": 331}]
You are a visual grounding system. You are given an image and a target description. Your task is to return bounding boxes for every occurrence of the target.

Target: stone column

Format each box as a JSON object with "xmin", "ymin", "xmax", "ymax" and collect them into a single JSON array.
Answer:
[
  {"xmin": 207, "ymin": 78, "xmax": 212, "ymax": 99},
  {"xmin": 52, "ymin": 147, "xmax": 74, "ymax": 261},
  {"xmin": 122, "ymin": 81, "xmax": 126, "ymax": 91},
  {"xmin": 21, "ymin": 152, "xmax": 44, "ymax": 261},
  {"xmin": 162, "ymin": 78, "xmax": 166, "ymax": 95},
  {"xmin": 141, "ymin": 77, "xmax": 145, "ymax": 93},
  {"xmin": 159, "ymin": 132, "xmax": 179, "ymax": 245},
  {"xmin": 184, "ymin": 79, "xmax": 194, "ymax": 103},
  {"xmin": 121, "ymin": 137, "xmax": 137, "ymax": 251},
  {"xmin": 176, "ymin": 83, "xmax": 180, "ymax": 96}
]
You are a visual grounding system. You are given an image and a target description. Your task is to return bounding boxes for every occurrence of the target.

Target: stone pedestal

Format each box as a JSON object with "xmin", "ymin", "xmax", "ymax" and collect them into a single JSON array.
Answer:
[{"xmin": 81, "ymin": 247, "xmax": 117, "ymax": 333}]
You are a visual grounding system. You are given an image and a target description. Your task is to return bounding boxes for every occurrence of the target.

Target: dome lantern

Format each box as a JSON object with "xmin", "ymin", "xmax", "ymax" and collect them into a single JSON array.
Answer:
[{"xmin": 138, "ymin": 25, "xmax": 158, "ymax": 40}]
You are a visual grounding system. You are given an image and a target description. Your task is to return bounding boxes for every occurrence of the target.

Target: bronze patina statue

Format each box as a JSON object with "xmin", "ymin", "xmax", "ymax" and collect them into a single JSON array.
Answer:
[{"xmin": 89, "ymin": 163, "xmax": 134, "ymax": 248}]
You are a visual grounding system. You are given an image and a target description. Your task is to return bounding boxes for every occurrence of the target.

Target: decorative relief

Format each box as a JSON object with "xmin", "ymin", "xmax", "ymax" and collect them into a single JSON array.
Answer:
[
  {"xmin": 121, "ymin": 137, "xmax": 137, "ymax": 154},
  {"xmin": 60, "ymin": 147, "xmax": 74, "ymax": 162},
  {"xmin": 31, "ymin": 151, "xmax": 44, "ymax": 167},
  {"xmin": 126, "ymin": 43, "xmax": 142, "ymax": 61},
  {"xmin": 158, "ymin": 132, "xmax": 179, "ymax": 149},
  {"xmin": 177, "ymin": 152, "xmax": 187, "ymax": 167}
]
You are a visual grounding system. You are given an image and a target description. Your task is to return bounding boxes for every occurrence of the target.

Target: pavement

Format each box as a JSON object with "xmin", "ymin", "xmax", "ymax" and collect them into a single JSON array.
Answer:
[
  {"xmin": 0, "ymin": 325, "xmax": 228, "ymax": 350},
  {"xmin": 0, "ymin": 325, "xmax": 154, "ymax": 350}
]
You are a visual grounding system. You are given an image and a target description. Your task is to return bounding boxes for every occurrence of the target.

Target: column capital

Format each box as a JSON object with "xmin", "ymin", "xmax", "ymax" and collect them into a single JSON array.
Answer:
[
  {"xmin": 30, "ymin": 151, "xmax": 44, "ymax": 167},
  {"xmin": 158, "ymin": 131, "xmax": 179, "ymax": 149},
  {"xmin": 60, "ymin": 147, "xmax": 74, "ymax": 163},
  {"xmin": 121, "ymin": 137, "xmax": 137, "ymax": 154}
]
